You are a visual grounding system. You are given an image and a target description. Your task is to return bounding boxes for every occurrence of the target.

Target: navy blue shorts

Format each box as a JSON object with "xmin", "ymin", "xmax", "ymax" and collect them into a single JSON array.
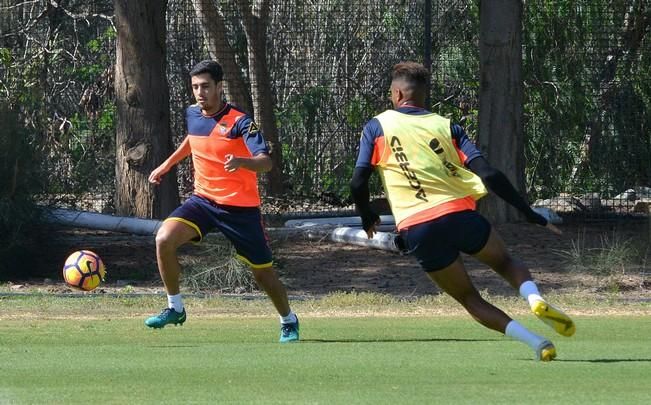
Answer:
[
  {"xmin": 400, "ymin": 210, "xmax": 491, "ymax": 272},
  {"xmin": 166, "ymin": 195, "xmax": 272, "ymax": 268}
]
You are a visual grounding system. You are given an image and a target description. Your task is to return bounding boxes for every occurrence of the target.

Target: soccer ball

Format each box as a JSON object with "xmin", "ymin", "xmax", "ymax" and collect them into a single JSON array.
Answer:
[{"xmin": 63, "ymin": 250, "xmax": 106, "ymax": 291}]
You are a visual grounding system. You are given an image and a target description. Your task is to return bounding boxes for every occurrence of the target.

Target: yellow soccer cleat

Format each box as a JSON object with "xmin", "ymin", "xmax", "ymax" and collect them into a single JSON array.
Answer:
[
  {"xmin": 532, "ymin": 300, "xmax": 576, "ymax": 337},
  {"xmin": 536, "ymin": 340, "xmax": 557, "ymax": 362}
]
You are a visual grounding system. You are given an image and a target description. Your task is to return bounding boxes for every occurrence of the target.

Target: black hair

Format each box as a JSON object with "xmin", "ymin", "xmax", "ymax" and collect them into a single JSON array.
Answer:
[
  {"xmin": 391, "ymin": 61, "xmax": 429, "ymax": 89},
  {"xmin": 190, "ymin": 60, "xmax": 223, "ymax": 83}
]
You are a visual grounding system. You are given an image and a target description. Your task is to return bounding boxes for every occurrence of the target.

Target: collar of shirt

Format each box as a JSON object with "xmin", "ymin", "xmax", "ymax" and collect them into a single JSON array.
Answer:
[
  {"xmin": 200, "ymin": 102, "xmax": 230, "ymax": 120},
  {"xmin": 396, "ymin": 105, "xmax": 431, "ymax": 115}
]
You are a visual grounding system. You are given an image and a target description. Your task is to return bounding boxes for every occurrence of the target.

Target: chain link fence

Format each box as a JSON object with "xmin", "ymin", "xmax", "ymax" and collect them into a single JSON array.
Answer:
[{"xmin": 1, "ymin": 0, "xmax": 649, "ymax": 221}]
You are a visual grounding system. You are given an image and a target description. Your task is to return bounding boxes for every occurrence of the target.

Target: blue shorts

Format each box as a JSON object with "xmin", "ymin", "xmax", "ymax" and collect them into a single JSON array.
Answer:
[
  {"xmin": 400, "ymin": 210, "xmax": 491, "ymax": 272},
  {"xmin": 166, "ymin": 195, "xmax": 272, "ymax": 268}
]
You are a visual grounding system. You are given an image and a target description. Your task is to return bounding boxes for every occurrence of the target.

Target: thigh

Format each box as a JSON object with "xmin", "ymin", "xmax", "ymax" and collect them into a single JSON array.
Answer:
[
  {"xmin": 450, "ymin": 210, "xmax": 492, "ymax": 255},
  {"xmin": 164, "ymin": 195, "xmax": 218, "ymax": 242},
  {"xmin": 156, "ymin": 218, "xmax": 200, "ymax": 248},
  {"xmin": 214, "ymin": 206, "xmax": 273, "ymax": 268},
  {"xmin": 401, "ymin": 210, "xmax": 491, "ymax": 271},
  {"xmin": 401, "ymin": 220, "xmax": 458, "ymax": 271},
  {"xmin": 426, "ymin": 256, "xmax": 481, "ymax": 302},
  {"xmin": 471, "ymin": 228, "xmax": 512, "ymax": 269}
]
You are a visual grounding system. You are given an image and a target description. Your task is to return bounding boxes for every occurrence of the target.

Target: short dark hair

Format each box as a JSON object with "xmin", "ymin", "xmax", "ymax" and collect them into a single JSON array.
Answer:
[
  {"xmin": 391, "ymin": 61, "xmax": 429, "ymax": 89},
  {"xmin": 190, "ymin": 60, "xmax": 223, "ymax": 83}
]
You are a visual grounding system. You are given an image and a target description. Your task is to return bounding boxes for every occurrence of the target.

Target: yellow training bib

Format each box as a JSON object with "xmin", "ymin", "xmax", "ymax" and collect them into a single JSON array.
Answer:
[{"xmin": 374, "ymin": 110, "xmax": 487, "ymax": 227}]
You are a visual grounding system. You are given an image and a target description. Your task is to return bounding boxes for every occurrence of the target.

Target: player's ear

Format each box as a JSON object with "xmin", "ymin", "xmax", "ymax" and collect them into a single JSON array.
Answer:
[{"xmin": 394, "ymin": 87, "xmax": 405, "ymax": 106}]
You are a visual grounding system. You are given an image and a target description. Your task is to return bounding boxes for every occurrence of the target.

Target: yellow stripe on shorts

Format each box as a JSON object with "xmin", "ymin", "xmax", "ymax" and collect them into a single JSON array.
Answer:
[
  {"xmin": 235, "ymin": 254, "xmax": 273, "ymax": 269},
  {"xmin": 164, "ymin": 217, "xmax": 203, "ymax": 242}
]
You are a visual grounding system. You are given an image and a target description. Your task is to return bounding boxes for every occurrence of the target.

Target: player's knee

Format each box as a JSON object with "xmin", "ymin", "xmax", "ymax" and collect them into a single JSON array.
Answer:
[
  {"xmin": 155, "ymin": 229, "xmax": 177, "ymax": 252},
  {"xmin": 493, "ymin": 253, "xmax": 516, "ymax": 273},
  {"xmin": 459, "ymin": 292, "xmax": 487, "ymax": 311}
]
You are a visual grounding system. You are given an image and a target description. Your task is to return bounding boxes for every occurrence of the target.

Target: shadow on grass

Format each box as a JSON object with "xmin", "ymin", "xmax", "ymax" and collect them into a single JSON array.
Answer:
[
  {"xmin": 301, "ymin": 338, "xmax": 500, "ymax": 343},
  {"xmin": 556, "ymin": 358, "xmax": 651, "ymax": 363},
  {"xmin": 147, "ymin": 345, "xmax": 201, "ymax": 348}
]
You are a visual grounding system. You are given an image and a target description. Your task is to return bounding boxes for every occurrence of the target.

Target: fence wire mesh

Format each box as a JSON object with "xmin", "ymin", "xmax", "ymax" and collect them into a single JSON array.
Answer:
[{"xmin": 1, "ymin": 0, "xmax": 649, "ymax": 221}]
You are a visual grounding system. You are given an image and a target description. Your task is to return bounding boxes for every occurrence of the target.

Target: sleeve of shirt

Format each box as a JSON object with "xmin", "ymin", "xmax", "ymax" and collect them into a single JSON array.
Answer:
[
  {"xmin": 234, "ymin": 115, "xmax": 269, "ymax": 156},
  {"xmin": 355, "ymin": 118, "xmax": 383, "ymax": 169},
  {"xmin": 450, "ymin": 123, "xmax": 483, "ymax": 166}
]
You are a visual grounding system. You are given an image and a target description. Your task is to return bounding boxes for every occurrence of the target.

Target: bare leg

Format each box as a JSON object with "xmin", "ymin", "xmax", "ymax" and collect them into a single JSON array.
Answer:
[
  {"xmin": 472, "ymin": 228, "xmax": 532, "ymax": 289},
  {"xmin": 427, "ymin": 256, "xmax": 511, "ymax": 333},
  {"xmin": 473, "ymin": 228, "xmax": 576, "ymax": 337},
  {"xmin": 427, "ymin": 256, "xmax": 556, "ymax": 360},
  {"xmin": 251, "ymin": 267, "xmax": 291, "ymax": 317},
  {"xmin": 154, "ymin": 220, "xmax": 199, "ymax": 295}
]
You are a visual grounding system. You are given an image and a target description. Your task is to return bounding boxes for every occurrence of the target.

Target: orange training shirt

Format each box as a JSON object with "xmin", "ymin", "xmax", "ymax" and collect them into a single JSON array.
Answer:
[{"xmin": 186, "ymin": 103, "xmax": 268, "ymax": 207}]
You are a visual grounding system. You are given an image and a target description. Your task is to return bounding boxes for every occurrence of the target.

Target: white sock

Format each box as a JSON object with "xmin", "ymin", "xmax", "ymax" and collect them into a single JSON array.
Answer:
[
  {"xmin": 519, "ymin": 280, "xmax": 544, "ymax": 307},
  {"xmin": 280, "ymin": 310, "xmax": 297, "ymax": 324},
  {"xmin": 505, "ymin": 320, "xmax": 547, "ymax": 350},
  {"xmin": 167, "ymin": 293, "xmax": 184, "ymax": 313}
]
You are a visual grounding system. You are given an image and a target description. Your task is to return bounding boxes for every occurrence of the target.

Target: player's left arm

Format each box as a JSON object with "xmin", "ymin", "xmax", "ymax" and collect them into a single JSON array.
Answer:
[
  {"xmin": 453, "ymin": 124, "xmax": 560, "ymax": 234},
  {"xmin": 225, "ymin": 152, "xmax": 272, "ymax": 173},
  {"xmin": 224, "ymin": 116, "xmax": 273, "ymax": 173}
]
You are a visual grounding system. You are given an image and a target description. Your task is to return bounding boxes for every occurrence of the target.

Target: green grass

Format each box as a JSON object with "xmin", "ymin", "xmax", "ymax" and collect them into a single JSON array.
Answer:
[{"xmin": 0, "ymin": 295, "xmax": 650, "ymax": 404}]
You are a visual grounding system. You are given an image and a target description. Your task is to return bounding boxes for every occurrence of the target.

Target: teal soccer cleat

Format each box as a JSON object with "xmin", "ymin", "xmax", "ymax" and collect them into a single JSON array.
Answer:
[
  {"xmin": 279, "ymin": 317, "xmax": 299, "ymax": 343},
  {"xmin": 145, "ymin": 308, "xmax": 187, "ymax": 329}
]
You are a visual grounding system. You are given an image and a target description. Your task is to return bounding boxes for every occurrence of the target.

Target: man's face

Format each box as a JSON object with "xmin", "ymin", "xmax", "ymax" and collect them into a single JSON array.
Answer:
[{"xmin": 191, "ymin": 73, "xmax": 222, "ymax": 112}]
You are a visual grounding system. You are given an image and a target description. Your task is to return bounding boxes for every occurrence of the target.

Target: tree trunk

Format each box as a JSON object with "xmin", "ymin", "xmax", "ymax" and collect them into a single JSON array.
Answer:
[
  {"xmin": 478, "ymin": 0, "xmax": 525, "ymax": 224},
  {"xmin": 114, "ymin": 0, "xmax": 178, "ymax": 218},
  {"xmin": 237, "ymin": 0, "xmax": 285, "ymax": 196},
  {"xmin": 191, "ymin": 0, "xmax": 252, "ymax": 113}
]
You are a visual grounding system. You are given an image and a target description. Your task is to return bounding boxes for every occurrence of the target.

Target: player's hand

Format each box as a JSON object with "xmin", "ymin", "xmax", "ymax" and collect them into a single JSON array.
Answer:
[
  {"xmin": 545, "ymin": 222, "xmax": 562, "ymax": 235},
  {"xmin": 148, "ymin": 165, "xmax": 168, "ymax": 185},
  {"xmin": 394, "ymin": 234, "xmax": 409, "ymax": 254},
  {"xmin": 224, "ymin": 154, "xmax": 242, "ymax": 172},
  {"xmin": 361, "ymin": 211, "xmax": 381, "ymax": 239},
  {"xmin": 526, "ymin": 209, "xmax": 562, "ymax": 235}
]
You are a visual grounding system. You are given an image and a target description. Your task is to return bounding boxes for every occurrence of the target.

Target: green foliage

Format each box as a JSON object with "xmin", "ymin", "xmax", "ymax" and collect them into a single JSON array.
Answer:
[
  {"xmin": 0, "ymin": 47, "xmax": 12, "ymax": 66},
  {"xmin": 343, "ymin": 95, "xmax": 375, "ymax": 129},
  {"xmin": 523, "ymin": 0, "xmax": 651, "ymax": 200},
  {"xmin": 2, "ymin": 0, "xmax": 649, "ymax": 218},
  {"xmin": 276, "ymin": 85, "xmax": 335, "ymax": 195},
  {"xmin": 1, "ymin": 5, "xmax": 117, "ymax": 213},
  {"xmin": 0, "ymin": 106, "xmax": 45, "ymax": 279}
]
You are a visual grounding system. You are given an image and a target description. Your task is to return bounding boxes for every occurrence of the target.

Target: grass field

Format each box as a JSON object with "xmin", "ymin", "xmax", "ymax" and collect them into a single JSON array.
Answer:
[{"xmin": 0, "ymin": 293, "xmax": 650, "ymax": 404}]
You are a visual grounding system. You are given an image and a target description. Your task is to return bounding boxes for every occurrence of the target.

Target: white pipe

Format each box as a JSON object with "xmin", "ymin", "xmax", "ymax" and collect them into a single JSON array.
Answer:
[
  {"xmin": 44, "ymin": 208, "xmax": 163, "ymax": 235},
  {"xmin": 42, "ymin": 209, "xmax": 403, "ymax": 253},
  {"xmin": 532, "ymin": 207, "xmax": 563, "ymax": 224},
  {"xmin": 330, "ymin": 227, "xmax": 399, "ymax": 252},
  {"xmin": 285, "ymin": 215, "xmax": 395, "ymax": 230}
]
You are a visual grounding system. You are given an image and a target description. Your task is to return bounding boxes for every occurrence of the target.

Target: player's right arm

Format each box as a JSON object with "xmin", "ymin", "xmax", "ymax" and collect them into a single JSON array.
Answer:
[
  {"xmin": 149, "ymin": 136, "xmax": 191, "ymax": 185},
  {"xmin": 350, "ymin": 119, "xmax": 382, "ymax": 238}
]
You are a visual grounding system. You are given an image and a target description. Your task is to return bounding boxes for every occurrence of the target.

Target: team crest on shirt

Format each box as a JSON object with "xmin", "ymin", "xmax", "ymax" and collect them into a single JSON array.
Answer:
[
  {"xmin": 218, "ymin": 122, "xmax": 229, "ymax": 134},
  {"xmin": 248, "ymin": 121, "xmax": 260, "ymax": 134}
]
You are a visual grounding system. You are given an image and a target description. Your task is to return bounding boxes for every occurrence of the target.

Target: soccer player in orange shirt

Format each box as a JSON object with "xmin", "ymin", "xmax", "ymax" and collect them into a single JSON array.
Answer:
[{"xmin": 145, "ymin": 60, "xmax": 298, "ymax": 342}]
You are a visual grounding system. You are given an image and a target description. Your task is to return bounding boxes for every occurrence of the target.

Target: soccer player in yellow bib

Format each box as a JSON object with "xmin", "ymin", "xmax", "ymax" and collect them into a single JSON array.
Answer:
[{"xmin": 350, "ymin": 62, "xmax": 575, "ymax": 361}]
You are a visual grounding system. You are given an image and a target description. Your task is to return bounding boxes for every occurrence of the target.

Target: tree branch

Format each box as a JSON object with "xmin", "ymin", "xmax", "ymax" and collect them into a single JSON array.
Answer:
[{"xmin": 191, "ymin": 0, "xmax": 252, "ymax": 113}]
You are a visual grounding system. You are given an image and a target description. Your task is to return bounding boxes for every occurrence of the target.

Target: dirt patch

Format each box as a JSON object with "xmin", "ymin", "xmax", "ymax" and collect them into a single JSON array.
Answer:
[
  {"xmin": 14, "ymin": 219, "xmax": 651, "ymax": 298},
  {"xmin": 275, "ymin": 220, "xmax": 651, "ymax": 298}
]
